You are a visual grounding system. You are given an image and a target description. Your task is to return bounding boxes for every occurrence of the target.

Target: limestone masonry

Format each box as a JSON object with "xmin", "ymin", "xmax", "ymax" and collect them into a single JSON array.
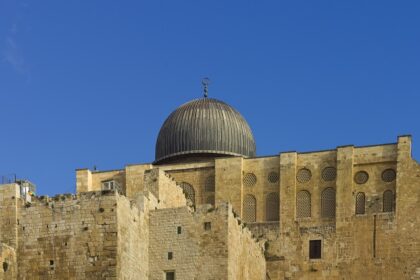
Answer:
[{"xmin": 1, "ymin": 96, "xmax": 420, "ymax": 279}]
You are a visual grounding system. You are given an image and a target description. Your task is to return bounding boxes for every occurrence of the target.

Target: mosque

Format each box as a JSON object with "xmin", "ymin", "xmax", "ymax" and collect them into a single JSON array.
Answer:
[{"xmin": 1, "ymin": 88, "xmax": 420, "ymax": 279}]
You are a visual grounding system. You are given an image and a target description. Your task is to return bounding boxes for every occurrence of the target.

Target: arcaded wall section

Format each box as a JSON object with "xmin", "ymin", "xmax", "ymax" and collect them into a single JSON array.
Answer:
[
  {"xmin": 177, "ymin": 135, "xmax": 419, "ymax": 279},
  {"xmin": 242, "ymin": 156, "xmax": 280, "ymax": 222}
]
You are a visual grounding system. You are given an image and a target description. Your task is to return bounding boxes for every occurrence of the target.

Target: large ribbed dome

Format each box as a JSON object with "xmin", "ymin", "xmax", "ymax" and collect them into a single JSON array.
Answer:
[{"xmin": 155, "ymin": 98, "xmax": 256, "ymax": 163}]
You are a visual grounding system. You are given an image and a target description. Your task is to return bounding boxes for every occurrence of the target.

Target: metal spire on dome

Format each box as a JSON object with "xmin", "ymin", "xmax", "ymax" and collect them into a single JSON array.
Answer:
[{"xmin": 202, "ymin": 77, "xmax": 210, "ymax": 98}]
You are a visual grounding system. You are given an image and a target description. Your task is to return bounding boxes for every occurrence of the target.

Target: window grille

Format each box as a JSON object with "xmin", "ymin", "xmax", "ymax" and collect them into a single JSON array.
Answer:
[
  {"xmin": 165, "ymin": 271, "xmax": 175, "ymax": 280},
  {"xmin": 266, "ymin": 192, "xmax": 280, "ymax": 221},
  {"xmin": 204, "ymin": 176, "xmax": 215, "ymax": 192},
  {"xmin": 297, "ymin": 168, "xmax": 312, "ymax": 183},
  {"xmin": 296, "ymin": 190, "xmax": 311, "ymax": 218},
  {"xmin": 322, "ymin": 167, "xmax": 337, "ymax": 181},
  {"xmin": 321, "ymin": 187, "xmax": 336, "ymax": 218},
  {"xmin": 180, "ymin": 182, "xmax": 195, "ymax": 205},
  {"xmin": 243, "ymin": 173, "xmax": 257, "ymax": 187},
  {"xmin": 243, "ymin": 194, "xmax": 256, "ymax": 222},
  {"xmin": 354, "ymin": 171, "xmax": 369, "ymax": 184},
  {"xmin": 355, "ymin": 192, "xmax": 366, "ymax": 215},
  {"xmin": 383, "ymin": 190, "xmax": 394, "ymax": 212},
  {"xmin": 267, "ymin": 171, "xmax": 279, "ymax": 183},
  {"xmin": 382, "ymin": 169, "xmax": 396, "ymax": 182}
]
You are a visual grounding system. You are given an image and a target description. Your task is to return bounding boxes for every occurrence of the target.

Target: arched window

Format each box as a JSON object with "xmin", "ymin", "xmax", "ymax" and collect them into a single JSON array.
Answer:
[
  {"xmin": 296, "ymin": 190, "xmax": 311, "ymax": 218},
  {"xmin": 206, "ymin": 195, "xmax": 215, "ymax": 205},
  {"xmin": 243, "ymin": 194, "xmax": 256, "ymax": 222},
  {"xmin": 355, "ymin": 192, "xmax": 365, "ymax": 215},
  {"xmin": 383, "ymin": 190, "xmax": 394, "ymax": 212},
  {"xmin": 266, "ymin": 192, "xmax": 280, "ymax": 221},
  {"xmin": 321, "ymin": 188, "xmax": 336, "ymax": 218},
  {"xmin": 180, "ymin": 182, "xmax": 195, "ymax": 205}
]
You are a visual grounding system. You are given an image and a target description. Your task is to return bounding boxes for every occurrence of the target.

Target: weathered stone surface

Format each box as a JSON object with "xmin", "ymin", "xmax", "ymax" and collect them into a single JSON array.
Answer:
[{"xmin": 2, "ymin": 136, "xmax": 420, "ymax": 279}]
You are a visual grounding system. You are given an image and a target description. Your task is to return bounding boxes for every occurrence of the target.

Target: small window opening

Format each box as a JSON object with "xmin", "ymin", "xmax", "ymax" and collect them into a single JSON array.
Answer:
[
  {"xmin": 204, "ymin": 222, "xmax": 211, "ymax": 231},
  {"xmin": 165, "ymin": 271, "xmax": 175, "ymax": 280},
  {"xmin": 3, "ymin": 262, "xmax": 8, "ymax": 272},
  {"xmin": 309, "ymin": 240, "xmax": 322, "ymax": 259},
  {"xmin": 168, "ymin": 252, "xmax": 173, "ymax": 260},
  {"xmin": 49, "ymin": 260, "xmax": 55, "ymax": 270},
  {"xmin": 177, "ymin": 226, "xmax": 182, "ymax": 234}
]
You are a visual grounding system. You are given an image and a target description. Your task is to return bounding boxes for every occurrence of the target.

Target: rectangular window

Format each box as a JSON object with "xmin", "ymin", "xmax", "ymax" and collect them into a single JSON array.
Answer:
[
  {"xmin": 168, "ymin": 252, "xmax": 173, "ymax": 260},
  {"xmin": 309, "ymin": 240, "xmax": 321, "ymax": 259},
  {"xmin": 177, "ymin": 226, "xmax": 182, "ymax": 234},
  {"xmin": 102, "ymin": 180, "xmax": 114, "ymax": 190},
  {"xmin": 165, "ymin": 271, "xmax": 175, "ymax": 280},
  {"xmin": 204, "ymin": 222, "xmax": 211, "ymax": 231}
]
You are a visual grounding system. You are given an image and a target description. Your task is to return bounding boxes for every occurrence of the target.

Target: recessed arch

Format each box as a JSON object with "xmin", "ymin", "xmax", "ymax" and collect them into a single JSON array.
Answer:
[
  {"xmin": 296, "ymin": 190, "xmax": 311, "ymax": 218},
  {"xmin": 266, "ymin": 192, "xmax": 280, "ymax": 221},
  {"xmin": 355, "ymin": 192, "xmax": 365, "ymax": 215},
  {"xmin": 243, "ymin": 194, "xmax": 257, "ymax": 222},
  {"xmin": 321, "ymin": 187, "xmax": 336, "ymax": 218}
]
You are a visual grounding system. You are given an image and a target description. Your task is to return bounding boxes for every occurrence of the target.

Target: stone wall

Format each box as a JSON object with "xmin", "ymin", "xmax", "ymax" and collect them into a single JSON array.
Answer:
[
  {"xmin": 242, "ymin": 156, "xmax": 280, "ymax": 222},
  {"xmin": 125, "ymin": 164, "xmax": 152, "ymax": 199},
  {"xmin": 166, "ymin": 165, "xmax": 214, "ymax": 206},
  {"xmin": 0, "ymin": 184, "xmax": 20, "ymax": 249},
  {"xmin": 116, "ymin": 194, "xmax": 147, "ymax": 279},
  {"xmin": 148, "ymin": 205, "xmax": 228, "ymax": 280},
  {"xmin": 0, "ymin": 243, "xmax": 16, "ymax": 280},
  {"xmin": 143, "ymin": 168, "xmax": 188, "ymax": 209},
  {"xmin": 17, "ymin": 192, "xmax": 121, "ymax": 279},
  {"xmin": 14, "ymin": 135, "xmax": 420, "ymax": 279},
  {"xmin": 215, "ymin": 157, "xmax": 243, "ymax": 215},
  {"xmin": 76, "ymin": 169, "xmax": 126, "ymax": 194},
  {"xmin": 227, "ymin": 205, "xmax": 266, "ymax": 280},
  {"xmin": 148, "ymin": 203, "xmax": 266, "ymax": 280},
  {"xmin": 247, "ymin": 222, "xmax": 282, "ymax": 278}
]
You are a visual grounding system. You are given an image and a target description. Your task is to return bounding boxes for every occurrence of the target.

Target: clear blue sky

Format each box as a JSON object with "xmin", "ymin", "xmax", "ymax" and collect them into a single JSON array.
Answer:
[{"xmin": 1, "ymin": 1, "xmax": 419, "ymax": 196}]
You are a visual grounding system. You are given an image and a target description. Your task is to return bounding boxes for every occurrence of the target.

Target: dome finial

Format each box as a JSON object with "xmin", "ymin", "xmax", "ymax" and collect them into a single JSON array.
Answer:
[{"xmin": 202, "ymin": 77, "xmax": 210, "ymax": 98}]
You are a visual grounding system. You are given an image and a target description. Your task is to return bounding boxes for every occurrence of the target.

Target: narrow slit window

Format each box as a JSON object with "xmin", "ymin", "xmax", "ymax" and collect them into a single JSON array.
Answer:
[
  {"xmin": 355, "ymin": 192, "xmax": 366, "ymax": 215},
  {"xmin": 383, "ymin": 190, "xmax": 394, "ymax": 212},
  {"xmin": 321, "ymin": 188, "xmax": 336, "ymax": 218},
  {"xmin": 243, "ymin": 194, "xmax": 257, "ymax": 222},
  {"xmin": 266, "ymin": 192, "xmax": 280, "ymax": 221}
]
